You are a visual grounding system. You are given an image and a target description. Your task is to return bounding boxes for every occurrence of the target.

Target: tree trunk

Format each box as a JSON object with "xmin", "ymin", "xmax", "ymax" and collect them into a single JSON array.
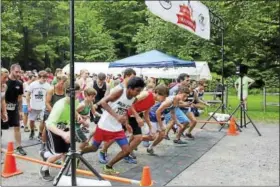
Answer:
[{"xmin": 23, "ymin": 26, "xmax": 29, "ymax": 70}]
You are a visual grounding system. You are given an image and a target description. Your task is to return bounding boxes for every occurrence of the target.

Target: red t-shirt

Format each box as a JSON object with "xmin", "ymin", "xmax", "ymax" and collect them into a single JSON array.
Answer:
[{"xmin": 127, "ymin": 91, "xmax": 155, "ymax": 116}]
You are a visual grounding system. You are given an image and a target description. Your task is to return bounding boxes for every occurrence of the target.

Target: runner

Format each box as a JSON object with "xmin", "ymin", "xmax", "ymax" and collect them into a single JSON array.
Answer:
[
  {"xmin": 22, "ymin": 73, "xmax": 36, "ymax": 132},
  {"xmin": 1, "ymin": 68, "xmax": 9, "ymax": 126},
  {"xmin": 97, "ymin": 68, "xmax": 136, "ymax": 164},
  {"xmin": 40, "ymin": 74, "xmax": 68, "ymax": 152},
  {"xmin": 169, "ymin": 73, "xmax": 190, "ymax": 96},
  {"xmin": 51, "ymin": 68, "xmax": 63, "ymax": 86},
  {"xmin": 124, "ymin": 84, "xmax": 170, "ymax": 162},
  {"xmin": 40, "ymin": 83, "xmax": 82, "ymax": 181},
  {"xmin": 194, "ymin": 80, "xmax": 209, "ymax": 110},
  {"xmin": 77, "ymin": 69, "xmax": 91, "ymax": 102},
  {"xmin": 146, "ymin": 85, "xmax": 190, "ymax": 154},
  {"xmin": 1, "ymin": 68, "xmax": 9, "ymax": 164},
  {"xmin": 92, "ymin": 72, "xmax": 110, "ymax": 115},
  {"xmin": 5, "ymin": 64, "xmax": 27, "ymax": 155},
  {"xmin": 75, "ymin": 87, "xmax": 100, "ymax": 151},
  {"xmin": 26, "ymin": 71, "xmax": 51, "ymax": 140},
  {"xmin": 81, "ymin": 77, "xmax": 145, "ymax": 175}
]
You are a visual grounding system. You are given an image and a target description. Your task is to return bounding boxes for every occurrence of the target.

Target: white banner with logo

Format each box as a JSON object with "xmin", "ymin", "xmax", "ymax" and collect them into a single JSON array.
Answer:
[{"xmin": 145, "ymin": 0, "xmax": 210, "ymax": 40}]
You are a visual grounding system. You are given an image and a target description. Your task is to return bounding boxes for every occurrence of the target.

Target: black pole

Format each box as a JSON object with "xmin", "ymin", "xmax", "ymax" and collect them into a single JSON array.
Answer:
[
  {"xmin": 69, "ymin": 0, "xmax": 77, "ymax": 185},
  {"xmin": 221, "ymin": 27, "xmax": 225, "ymax": 113},
  {"xmin": 240, "ymin": 75, "xmax": 243, "ymax": 128}
]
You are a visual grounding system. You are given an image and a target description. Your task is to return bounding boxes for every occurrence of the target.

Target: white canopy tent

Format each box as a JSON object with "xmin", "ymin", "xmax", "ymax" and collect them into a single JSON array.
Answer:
[
  {"xmin": 62, "ymin": 62, "xmax": 108, "ymax": 75},
  {"xmin": 62, "ymin": 61, "xmax": 212, "ymax": 80}
]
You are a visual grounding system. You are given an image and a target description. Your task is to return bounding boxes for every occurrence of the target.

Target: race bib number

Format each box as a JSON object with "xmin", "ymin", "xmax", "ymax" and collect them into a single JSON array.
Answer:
[
  {"xmin": 56, "ymin": 123, "xmax": 67, "ymax": 130},
  {"xmin": 116, "ymin": 107, "xmax": 126, "ymax": 116},
  {"xmin": 6, "ymin": 103, "xmax": 16, "ymax": 111}
]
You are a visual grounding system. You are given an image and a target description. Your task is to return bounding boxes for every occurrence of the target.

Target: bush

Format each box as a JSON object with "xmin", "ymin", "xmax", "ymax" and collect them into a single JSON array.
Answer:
[
  {"xmin": 265, "ymin": 87, "xmax": 279, "ymax": 94},
  {"xmin": 249, "ymin": 88, "xmax": 261, "ymax": 95}
]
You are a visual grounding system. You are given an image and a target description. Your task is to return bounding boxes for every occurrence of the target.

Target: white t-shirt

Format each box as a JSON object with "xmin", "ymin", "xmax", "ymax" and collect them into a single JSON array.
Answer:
[
  {"xmin": 98, "ymin": 85, "xmax": 135, "ymax": 132},
  {"xmin": 28, "ymin": 81, "xmax": 51, "ymax": 110},
  {"xmin": 22, "ymin": 82, "xmax": 29, "ymax": 105}
]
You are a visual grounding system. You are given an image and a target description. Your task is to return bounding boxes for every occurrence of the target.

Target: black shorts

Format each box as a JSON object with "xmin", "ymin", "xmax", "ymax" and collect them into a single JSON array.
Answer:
[
  {"xmin": 46, "ymin": 129, "xmax": 70, "ymax": 154},
  {"xmin": 1, "ymin": 119, "xmax": 9, "ymax": 130},
  {"xmin": 7, "ymin": 109, "xmax": 20, "ymax": 127},
  {"xmin": 75, "ymin": 124, "xmax": 87, "ymax": 143},
  {"xmin": 43, "ymin": 111, "xmax": 50, "ymax": 121},
  {"xmin": 128, "ymin": 116, "xmax": 142, "ymax": 135}
]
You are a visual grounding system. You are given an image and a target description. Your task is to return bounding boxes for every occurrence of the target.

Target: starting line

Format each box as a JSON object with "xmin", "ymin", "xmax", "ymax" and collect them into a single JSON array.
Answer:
[{"xmin": 1, "ymin": 148, "xmax": 141, "ymax": 185}]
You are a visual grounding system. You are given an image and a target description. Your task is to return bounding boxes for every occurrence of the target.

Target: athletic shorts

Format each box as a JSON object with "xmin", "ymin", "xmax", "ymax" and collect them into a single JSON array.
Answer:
[
  {"xmin": 7, "ymin": 109, "xmax": 20, "ymax": 127},
  {"xmin": 150, "ymin": 121, "xmax": 167, "ymax": 134},
  {"xmin": 46, "ymin": 129, "xmax": 70, "ymax": 154},
  {"xmin": 22, "ymin": 105, "xmax": 28, "ymax": 114},
  {"xmin": 165, "ymin": 108, "xmax": 189, "ymax": 125},
  {"xmin": 1, "ymin": 119, "xmax": 9, "ymax": 130},
  {"xmin": 92, "ymin": 126, "xmax": 128, "ymax": 148},
  {"xmin": 44, "ymin": 111, "xmax": 50, "ymax": 121},
  {"xmin": 28, "ymin": 109, "xmax": 44, "ymax": 121},
  {"xmin": 128, "ymin": 116, "xmax": 142, "ymax": 135},
  {"xmin": 75, "ymin": 124, "xmax": 87, "ymax": 143}
]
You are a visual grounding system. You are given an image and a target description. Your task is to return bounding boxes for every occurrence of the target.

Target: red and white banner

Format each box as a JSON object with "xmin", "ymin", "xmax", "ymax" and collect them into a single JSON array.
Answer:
[{"xmin": 145, "ymin": 0, "xmax": 210, "ymax": 40}]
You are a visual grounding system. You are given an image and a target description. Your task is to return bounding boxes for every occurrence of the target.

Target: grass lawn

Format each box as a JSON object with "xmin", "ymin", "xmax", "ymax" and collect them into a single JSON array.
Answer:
[{"xmin": 203, "ymin": 94, "xmax": 279, "ymax": 122}]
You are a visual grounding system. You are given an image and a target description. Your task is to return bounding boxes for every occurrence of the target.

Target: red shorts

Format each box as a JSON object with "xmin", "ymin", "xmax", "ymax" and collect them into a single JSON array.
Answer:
[{"xmin": 93, "ymin": 126, "xmax": 126, "ymax": 143}]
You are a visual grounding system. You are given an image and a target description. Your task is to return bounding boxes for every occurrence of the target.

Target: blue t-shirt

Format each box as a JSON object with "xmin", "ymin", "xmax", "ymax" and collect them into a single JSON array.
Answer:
[{"xmin": 149, "ymin": 96, "xmax": 175, "ymax": 122}]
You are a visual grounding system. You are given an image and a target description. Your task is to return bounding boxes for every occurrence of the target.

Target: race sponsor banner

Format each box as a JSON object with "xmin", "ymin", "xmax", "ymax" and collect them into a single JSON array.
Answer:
[{"xmin": 145, "ymin": 0, "xmax": 210, "ymax": 40}]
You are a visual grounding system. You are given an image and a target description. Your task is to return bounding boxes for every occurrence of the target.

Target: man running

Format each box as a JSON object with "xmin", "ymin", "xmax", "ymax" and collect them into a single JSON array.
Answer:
[
  {"xmin": 97, "ymin": 68, "xmax": 136, "ymax": 163},
  {"xmin": 124, "ymin": 84, "xmax": 170, "ymax": 162},
  {"xmin": 40, "ymin": 83, "xmax": 82, "ymax": 181},
  {"xmin": 81, "ymin": 77, "xmax": 145, "ymax": 175}
]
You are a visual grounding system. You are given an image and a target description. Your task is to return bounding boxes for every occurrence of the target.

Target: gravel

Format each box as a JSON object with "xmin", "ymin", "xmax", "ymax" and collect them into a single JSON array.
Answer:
[{"xmin": 167, "ymin": 123, "xmax": 279, "ymax": 186}]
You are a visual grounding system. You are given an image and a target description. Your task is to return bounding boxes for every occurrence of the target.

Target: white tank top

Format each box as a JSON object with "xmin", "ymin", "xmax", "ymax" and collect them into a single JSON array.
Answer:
[{"xmin": 98, "ymin": 87, "xmax": 135, "ymax": 132}]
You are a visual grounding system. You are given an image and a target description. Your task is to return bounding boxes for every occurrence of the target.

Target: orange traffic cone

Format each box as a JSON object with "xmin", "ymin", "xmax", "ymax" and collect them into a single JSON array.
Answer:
[
  {"xmin": 2, "ymin": 142, "xmax": 23, "ymax": 178},
  {"xmin": 140, "ymin": 166, "xmax": 153, "ymax": 186},
  {"xmin": 227, "ymin": 117, "xmax": 239, "ymax": 136}
]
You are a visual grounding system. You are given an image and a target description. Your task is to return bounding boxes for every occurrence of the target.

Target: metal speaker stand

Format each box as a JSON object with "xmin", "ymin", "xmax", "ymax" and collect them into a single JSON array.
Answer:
[
  {"xmin": 219, "ymin": 73, "xmax": 261, "ymax": 136},
  {"xmin": 53, "ymin": 0, "xmax": 105, "ymax": 185}
]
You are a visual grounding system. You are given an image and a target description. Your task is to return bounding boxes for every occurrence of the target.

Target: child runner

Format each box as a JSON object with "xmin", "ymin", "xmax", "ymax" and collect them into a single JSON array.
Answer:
[
  {"xmin": 75, "ymin": 87, "xmax": 100, "ymax": 151},
  {"xmin": 146, "ymin": 85, "xmax": 190, "ymax": 154}
]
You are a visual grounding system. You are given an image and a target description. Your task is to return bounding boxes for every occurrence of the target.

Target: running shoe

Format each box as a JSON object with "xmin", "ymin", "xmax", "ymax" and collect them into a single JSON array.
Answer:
[
  {"xmin": 164, "ymin": 135, "xmax": 170, "ymax": 140},
  {"xmin": 24, "ymin": 126, "xmax": 30, "ymax": 132},
  {"xmin": 129, "ymin": 151, "xmax": 137, "ymax": 159},
  {"xmin": 124, "ymin": 156, "xmax": 137, "ymax": 164},
  {"xmin": 185, "ymin": 133, "xmax": 195, "ymax": 139},
  {"xmin": 39, "ymin": 167, "xmax": 54, "ymax": 181},
  {"xmin": 16, "ymin": 146, "xmax": 27, "ymax": 156},
  {"xmin": 98, "ymin": 151, "xmax": 108, "ymax": 164},
  {"xmin": 173, "ymin": 139, "xmax": 187, "ymax": 144},
  {"xmin": 147, "ymin": 147, "xmax": 154, "ymax": 154},
  {"xmin": 102, "ymin": 165, "xmax": 120, "ymax": 175}
]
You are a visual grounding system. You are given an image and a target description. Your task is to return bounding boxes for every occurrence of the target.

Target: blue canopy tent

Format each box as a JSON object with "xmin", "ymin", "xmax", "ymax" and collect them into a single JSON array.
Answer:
[{"xmin": 108, "ymin": 50, "xmax": 196, "ymax": 68}]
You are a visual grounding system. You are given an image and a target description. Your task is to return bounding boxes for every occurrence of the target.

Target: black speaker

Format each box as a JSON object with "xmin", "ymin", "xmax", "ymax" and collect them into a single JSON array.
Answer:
[{"xmin": 236, "ymin": 64, "xmax": 248, "ymax": 76}]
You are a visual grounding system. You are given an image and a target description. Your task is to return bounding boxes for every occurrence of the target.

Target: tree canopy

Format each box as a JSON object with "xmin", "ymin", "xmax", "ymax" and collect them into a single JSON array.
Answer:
[{"xmin": 1, "ymin": 0, "xmax": 279, "ymax": 87}]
